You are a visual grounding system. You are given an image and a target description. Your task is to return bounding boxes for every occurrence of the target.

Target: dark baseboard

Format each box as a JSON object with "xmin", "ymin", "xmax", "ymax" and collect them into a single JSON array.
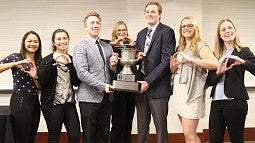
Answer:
[{"xmin": 35, "ymin": 127, "xmax": 255, "ymax": 143}]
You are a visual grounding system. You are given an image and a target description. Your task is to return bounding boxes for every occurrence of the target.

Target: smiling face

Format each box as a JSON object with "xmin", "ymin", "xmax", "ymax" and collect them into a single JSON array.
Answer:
[
  {"xmin": 24, "ymin": 34, "xmax": 40, "ymax": 54},
  {"xmin": 53, "ymin": 32, "xmax": 69, "ymax": 53},
  {"xmin": 84, "ymin": 15, "xmax": 101, "ymax": 39},
  {"xmin": 144, "ymin": 4, "xmax": 161, "ymax": 26},
  {"xmin": 181, "ymin": 19, "xmax": 195, "ymax": 40},
  {"xmin": 219, "ymin": 21, "xmax": 236, "ymax": 44},
  {"xmin": 116, "ymin": 24, "xmax": 128, "ymax": 39}
]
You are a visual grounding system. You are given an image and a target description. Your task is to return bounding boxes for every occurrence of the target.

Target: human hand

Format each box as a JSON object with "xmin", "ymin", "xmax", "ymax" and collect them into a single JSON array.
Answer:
[
  {"xmin": 105, "ymin": 84, "xmax": 116, "ymax": 93},
  {"xmin": 216, "ymin": 55, "xmax": 245, "ymax": 75},
  {"xmin": 14, "ymin": 59, "xmax": 32, "ymax": 70},
  {"xmin": 54, "ymin": 54, "xmax": 70, "ymax": 65},
  {"xmin": 170, "ymin": 53, "xmax": 182, "ymax": 67},
  {"xmin": 23, "ymin": 62, "xmax": 38, "ymax": 79},
  {"xmin": 216, "ymin": 56, "xmax": 231, "ymax": 75},
  {"xmin": 170, "ymin": 53, "xmax": 182, "ymax": 73},
  {"xmin": 110, "ymin": 36, "xmax": 126, "ymax": 47},
  {"xmin": 137, "ymin": 80, "xmax": 150, "ymax": 93},
  {"xmin": 136, "ymin": 52, "xmax": 145, "ymax": 60},
  {"xmin": 123, "ymin": 36, "xmax": 136, "ymax": 46},
  {"xmin": 176, "ymin": 52, "xmax": 193, "ymax": 63},
  {"xmin": 226, "ymin": 55, "xmax": 245, "ymax": 66}
]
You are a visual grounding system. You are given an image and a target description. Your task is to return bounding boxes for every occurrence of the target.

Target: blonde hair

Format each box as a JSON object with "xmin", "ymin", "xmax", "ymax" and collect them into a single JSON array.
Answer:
[
  {"xmin": 178, "ymin": 16, "xmax": 201, "ymax": 55},
  {"xmin": 111, "ymin": 21, "xmax": 128, "ymax": 42},
  {"xmin": 83, "ymin": 11, "xmax": 101, "ymax": 25},
  {"xmin": 213, "ymin": 18, "xmax": 242, "ymax": 59}
]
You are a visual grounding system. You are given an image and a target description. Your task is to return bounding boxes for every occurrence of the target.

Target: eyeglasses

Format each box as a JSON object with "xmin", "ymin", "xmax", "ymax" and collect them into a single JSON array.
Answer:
[
  {"xmin": 117, "ymin": 29, "xmax": 127, "ymax": 32},
  {"xmin": 181, "ymin": 24, "xmax": 194, "ymax": 29}
]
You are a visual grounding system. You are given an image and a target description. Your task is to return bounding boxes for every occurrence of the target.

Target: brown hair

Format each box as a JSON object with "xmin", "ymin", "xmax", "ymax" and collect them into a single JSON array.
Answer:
[
  {"xmin": 51, "ymin": 29, "xmax": 70, "ymax": 52},
  {"xmin": 144, "ymin": 1, "xmax": 162, "ymax": 15},
  {"xmin": 213, "ymin": 18, "xmax": 242, "ymax": 59}
]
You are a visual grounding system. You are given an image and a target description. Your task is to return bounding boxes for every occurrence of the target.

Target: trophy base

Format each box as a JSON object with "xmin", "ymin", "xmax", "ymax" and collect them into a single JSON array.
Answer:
[{"xmin": 112, "ymin": 80, "xmax": 140, "ymax": 93}]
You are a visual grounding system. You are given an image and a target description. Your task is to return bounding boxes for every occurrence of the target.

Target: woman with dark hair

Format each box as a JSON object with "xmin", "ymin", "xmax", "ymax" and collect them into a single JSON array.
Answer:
[
  {"xmin": 0, "ymin": 30, "xmax": 42, "ymax": 143},
  {"xmin": 38, "ymin": 29, "xmax": 80, "ymax": 143},
  {"xmin": 206, "ymin": 19, "xmax": 255, "ymax": 143}
]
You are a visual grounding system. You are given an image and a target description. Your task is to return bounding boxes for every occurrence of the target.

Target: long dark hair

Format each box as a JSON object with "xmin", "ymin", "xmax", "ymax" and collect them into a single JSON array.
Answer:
[{"xmin": 20, "ymin": 30, "xmax": 42, "ymax": 65}]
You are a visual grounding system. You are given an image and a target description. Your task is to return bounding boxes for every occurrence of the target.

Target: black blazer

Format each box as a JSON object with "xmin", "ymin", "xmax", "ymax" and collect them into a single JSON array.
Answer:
[
  {"xmin": 206, "ymin": 47, "xmax": 255, "ymax": 99},
  {"xmin": 136, "ymin": 22, "xmax": 176, "ymax": 99},
  {"xmin": 38, "ymin": 53, "xmax": 80, "ymax": 111}
]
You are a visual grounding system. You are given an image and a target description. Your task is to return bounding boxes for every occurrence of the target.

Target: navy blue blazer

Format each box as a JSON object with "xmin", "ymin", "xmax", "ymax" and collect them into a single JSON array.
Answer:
[
  {"xmin": 136, "ymin": 22, "xmax": 176, "ymax": 99},
  {"xmin": 206, "ymin": 47, "xmax": 255, "ymax": 99}
]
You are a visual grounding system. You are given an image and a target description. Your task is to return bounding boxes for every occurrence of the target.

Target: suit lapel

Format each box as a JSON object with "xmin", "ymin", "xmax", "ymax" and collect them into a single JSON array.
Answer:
[{"xmin": 85, "ymin": 37, "xmax": 105, "ymax": 65}]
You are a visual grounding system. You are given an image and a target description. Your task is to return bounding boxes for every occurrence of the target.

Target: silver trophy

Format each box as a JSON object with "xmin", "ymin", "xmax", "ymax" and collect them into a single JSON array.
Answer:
[{"xmin": 112, "ymin": 48, "xmax": 140, "ymax": 92}]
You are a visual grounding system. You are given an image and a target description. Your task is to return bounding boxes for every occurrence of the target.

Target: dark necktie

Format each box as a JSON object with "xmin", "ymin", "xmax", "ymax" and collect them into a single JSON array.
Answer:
[{"xmin": 95, "ymin": 40, "xmax": 105, "ymax": 65}]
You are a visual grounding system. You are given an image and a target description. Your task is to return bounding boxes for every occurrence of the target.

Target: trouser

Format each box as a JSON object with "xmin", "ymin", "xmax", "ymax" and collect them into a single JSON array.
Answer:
[
  {"xmin": 42, "ymin": 102, "xmax": 81, "ymax": 143},
  {"xmin": 79, "ymin": 94, "xmax": 112, "ymax": 143},
  {"xmin": 110, "ymin": 91, "xmax": 136, "ymax": 143},
  {"xmin": 135, "ymin": 93, "xmax": 169, "ymax": 143},
  {"xmin": 10, "ymin": 92, "xmax": 40, "ymax": 143},
  {"xmin": 209, "ymin": 99, "xmax": 248, "ymax": 143}
]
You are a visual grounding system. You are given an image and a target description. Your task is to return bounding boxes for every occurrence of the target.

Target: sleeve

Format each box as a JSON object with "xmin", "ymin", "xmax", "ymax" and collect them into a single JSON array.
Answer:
[
  {"xmin": 242, "ymin": 47, "xmax": 255, "ymax": 76},
  {"xmin": 197, "ymin": 40, "xmax": 209, "ymax": 53},
  {"xmin": 0, "ymin": 53, "xmax": 21, "ymax": 64},
  {"xmin": 66, "ymin": 56, "xmax": 80, "ymax": 87},
  {"xmin": 73, "ymin": 42, "xmax": 106, "ymax": 93},
  {"xmin": 206, "ymin": 70, "xmax": 222, "ymax": 86},
  {"xmin": 38, "ymin": 55, "xmax": 56, "ymax": 87}
]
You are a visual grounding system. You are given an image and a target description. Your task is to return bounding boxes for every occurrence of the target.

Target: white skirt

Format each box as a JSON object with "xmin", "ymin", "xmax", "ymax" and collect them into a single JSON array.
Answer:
[{"xmin": 170, "ymin": 73, "xmax": 206, "ymax": 119}]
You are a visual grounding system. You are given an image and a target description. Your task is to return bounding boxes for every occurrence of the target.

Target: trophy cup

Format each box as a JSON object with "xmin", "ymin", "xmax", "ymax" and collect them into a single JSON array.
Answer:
[{"xmin": 112, "ymin": 47, "xmax": 140, "ymax": 92}]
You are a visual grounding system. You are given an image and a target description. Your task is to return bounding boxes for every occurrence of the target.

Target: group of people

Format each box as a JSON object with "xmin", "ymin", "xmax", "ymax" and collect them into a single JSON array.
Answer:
[{"xmin": 1, "ymin": 1, "xmax": 255, "ymax": 143}]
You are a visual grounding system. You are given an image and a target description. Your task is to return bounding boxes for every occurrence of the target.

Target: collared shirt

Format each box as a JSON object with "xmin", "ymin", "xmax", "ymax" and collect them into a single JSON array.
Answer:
[
  {"xmin": 213, "ymin": 47, "xmax": 235, "ymax": 101},
  {"xmin": 86, "ymin": 35, "xmax": 106, "ymax": 57},
  {"xmin": 147, "ymin": 22, "xmax": 159, "ymax": 38}
]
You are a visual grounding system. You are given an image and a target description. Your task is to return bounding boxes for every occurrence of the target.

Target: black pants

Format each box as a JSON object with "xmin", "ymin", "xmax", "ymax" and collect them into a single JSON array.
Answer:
[
  {"xmin": 79, "ymin": 94, "xmax": 112, "ymax": 143},
  {"xmin": 10, "ymin": 92, "xmax": 40, "ymax": 143},
  {"xmin": 110, "ymin": 92, "xmax": 136, "ymax": 143},
  {"xmin": 209, "ymin": 99, "xmax": 248, "ymax": 143},
  {"xmin": 42, "ymin": 102, "xmax": 80, "ymax": 143}
]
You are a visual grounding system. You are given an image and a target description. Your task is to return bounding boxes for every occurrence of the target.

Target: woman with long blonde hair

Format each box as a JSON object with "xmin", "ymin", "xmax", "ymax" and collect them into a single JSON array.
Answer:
[{"xmin": 170, "ymin": 16, "xmax": 218, "ymax": 143}]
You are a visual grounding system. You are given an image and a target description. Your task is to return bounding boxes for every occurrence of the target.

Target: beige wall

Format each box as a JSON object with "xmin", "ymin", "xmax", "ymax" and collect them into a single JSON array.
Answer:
[{"xmin": 0, "ymin": 0, "xmax": 255, "ymax": 133}]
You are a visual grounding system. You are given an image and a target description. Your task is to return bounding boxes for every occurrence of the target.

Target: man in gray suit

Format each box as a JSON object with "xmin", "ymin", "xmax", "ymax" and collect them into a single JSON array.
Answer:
[
  {"xmin": 73, "ymin": 11, "xmax": 118, "ymax": 143},
  {"xmin": 135, "ymin": 1, "xmax": 176, "ymax": 143}
]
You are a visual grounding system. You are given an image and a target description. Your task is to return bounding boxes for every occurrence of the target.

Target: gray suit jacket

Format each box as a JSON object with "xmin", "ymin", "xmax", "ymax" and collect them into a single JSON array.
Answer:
[{"xmin": 73, "ymin": 36, "xmax": 113, "ymax": 103}]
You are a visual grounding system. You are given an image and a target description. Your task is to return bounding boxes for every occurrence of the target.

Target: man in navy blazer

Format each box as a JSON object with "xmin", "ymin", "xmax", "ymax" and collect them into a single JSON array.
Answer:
[{"xmin": 135, "ymin": 1, "xmax": 176, "ymax": 143}]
